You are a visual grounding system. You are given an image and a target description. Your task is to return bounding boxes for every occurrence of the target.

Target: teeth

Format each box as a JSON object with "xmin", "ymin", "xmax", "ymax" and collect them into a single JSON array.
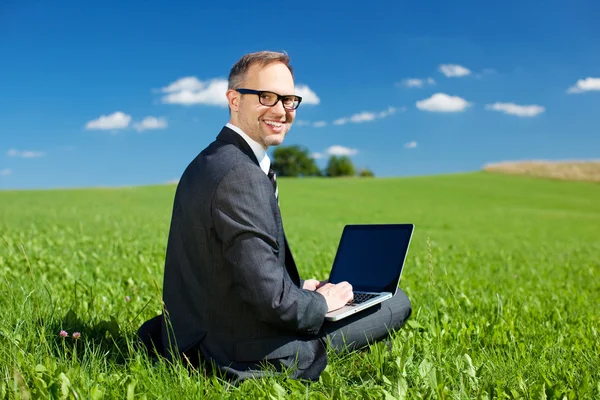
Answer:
[{"xmin": 264, "ymin": 120, "xmax": 282, "ymax": 127}]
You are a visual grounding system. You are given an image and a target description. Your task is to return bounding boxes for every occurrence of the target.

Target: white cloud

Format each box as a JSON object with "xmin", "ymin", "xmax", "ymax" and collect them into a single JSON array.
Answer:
[
  {"xmin": 312, "ymin": 152, "xmax": 325, "ymax": 159},
  {"xmin": 158, "ymin": 77, "xmax": 320, "ymax": 107},
  {"xmin": 379, "ymin": 106, "xmax": 397, "ymax": 118},
  {"xmin": 160, "ymin": 77, "xmax": 229, "ymax": 106},
  {"xmin": 0, "ymin": 168, "xmax": 11, "ymax": 176},
  {"xmin": 567, "ymin": 77, "xmax": 600, "ymax": 94},
  {"xmin": 439, "ymin": 64, "xmax": 471, "ymax": 78},
  {"xmin": 416, "ymin": 93, "xmax": 472, "ymax": 112},
  {"xmin": 402, "ymin": 79, "xmax": 425, "ymax": 88},
  {"xmin": 350, "ymin": 112, "xmax": 377, "ymax": 123},
  {"xmin": 399, "ymin": 78, "xmax": 435, "ymax": 88},
  {"xmin": 326, "ymin": 145, "xmax": 358, "ymax": 156},
  {"xmin": 85, "ymin": 111, "xmax": 131, "ymax": 130},
  {"xmin": 295, "ymin": 84, "xmax": 320, "ymax": 105},
  {"xmin": 404, "ymin": 141, "xmax": 417, "ymax": 149},
  {"xmin": 485, "ymin": 102, "xmax": 545, "ymax": 117},
  {"xmin": 133, "ymin": 116, "xmax": 168, "ymax": 132},
  {"xmin": 334, "ymin": 106, "xmax": 398, "ymax": 125},
  {"xmin": 299, "ymin": 106, "xmax": 400, "ymax": 128},
  {"xmin": 475, "ymin": 68, "xmax": 497, "ymax": 79},
  {"xmin": 165, "ymin": 178, "xmax": 179, "ymax": 184},
  {"xmin": 7, "ymin": 148, "xmax": 45, "ymax": 158},
  {"xmin": 161, "ymin": 76, "xmax": 206, "ymax": 93}
]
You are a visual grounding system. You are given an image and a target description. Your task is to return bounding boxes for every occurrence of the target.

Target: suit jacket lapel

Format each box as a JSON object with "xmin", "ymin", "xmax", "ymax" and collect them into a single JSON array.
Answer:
[{"xmin": 216, "ymin": 126, "xmax": 301, "ymax": 286}]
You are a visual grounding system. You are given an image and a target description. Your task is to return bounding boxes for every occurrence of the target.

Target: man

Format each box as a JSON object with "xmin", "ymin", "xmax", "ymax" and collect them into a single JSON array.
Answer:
[{"xmin": 138, "ymin": 51, "xmax": 412, "ymax": 382}]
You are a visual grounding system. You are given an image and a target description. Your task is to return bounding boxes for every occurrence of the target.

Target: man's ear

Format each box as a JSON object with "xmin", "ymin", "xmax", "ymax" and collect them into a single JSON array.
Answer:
[{"xmin": 226, "ymin": 89, "xmax": 239, "ymax": 113}]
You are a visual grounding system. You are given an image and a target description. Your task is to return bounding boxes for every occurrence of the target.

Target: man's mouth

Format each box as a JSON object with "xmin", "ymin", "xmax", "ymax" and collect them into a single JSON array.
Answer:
[
  {"xmin": 263, "ymin": 120, "xmax": 286, "ymax": 132},
  {"xmin": 264, "ymin": 120, "xmax": 284, "ymax": 127}
]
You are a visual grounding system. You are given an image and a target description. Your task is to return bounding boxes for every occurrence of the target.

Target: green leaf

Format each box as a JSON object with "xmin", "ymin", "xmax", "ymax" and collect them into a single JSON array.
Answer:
[
  {"xmin": 269, "ymin": 382, "xmax": 286, "ymax": 400},
  {"xmin": 419, "ymin": 358, "xmax": 432, "ymax": 380},
  {"xmin": 382, "ymin": 388, "xmax": 397, "ymax": 400},
  {"xmin": 127, "ymin": 381, "xmax": 136, "ymax": 400},
  {"xmin": 90, "ymin": 385, "xmax": 104, "ymax": 400},
  {"xmin": 538, "ymin": 383, "xmax": 547, "ymax": 400},
  {"xmin": 309, "ymin": 392, "xmax": 329, "ymax": 400},
  {"xmin": 33, "ymin": 377, "xmax": 48, "ymax": 397},
  {"xmin": 464, "ymin": 354, "xmax": 477, "ymax": 378},
  {"xmin": 320, "ymin": 367, "xmax": 333, "ymax": 387},
  {"xmin": 396, "ymin": 377, "xmax": 408, "ymax": 400},
  {"xmin": 59, "ymin": 372, "xmax": 70, "ymax": 400},
  {"xmin": 407, "ymin": 320, "xmax": 425, "ymax": 330}
]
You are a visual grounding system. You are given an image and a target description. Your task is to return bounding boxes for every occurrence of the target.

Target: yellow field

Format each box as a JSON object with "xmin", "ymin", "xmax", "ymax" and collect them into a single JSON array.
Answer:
[{"xmin": 482, "ymin": 160, "xmax": 600, "ymax": 183}]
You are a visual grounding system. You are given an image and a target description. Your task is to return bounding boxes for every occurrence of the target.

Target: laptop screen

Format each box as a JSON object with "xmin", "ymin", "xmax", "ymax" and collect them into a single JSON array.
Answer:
[{"xmin": 327, "ymin": 224, "xmax": 414, "ymax": 293}]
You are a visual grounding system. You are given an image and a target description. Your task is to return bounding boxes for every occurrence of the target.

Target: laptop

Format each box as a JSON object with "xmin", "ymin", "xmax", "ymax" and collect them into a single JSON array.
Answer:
[{"xmin": 324, "ymin": 224, "xmax": 415, "ymax": 322}]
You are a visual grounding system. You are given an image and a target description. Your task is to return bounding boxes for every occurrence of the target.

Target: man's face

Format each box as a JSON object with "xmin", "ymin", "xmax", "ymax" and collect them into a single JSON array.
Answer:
[{"xmin": 229, "ymin": 62, "xmax": 296, "ymax": 149}]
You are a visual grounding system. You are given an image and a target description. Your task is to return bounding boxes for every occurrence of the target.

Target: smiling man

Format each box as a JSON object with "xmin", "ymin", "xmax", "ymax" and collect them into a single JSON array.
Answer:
[
  {"xmin": 138, "ymin": 51, "xmax": 411, "ymax": 382},
  {"xmin": 141, "ymin": 51, "xmax": 353, "ymax": 382}
]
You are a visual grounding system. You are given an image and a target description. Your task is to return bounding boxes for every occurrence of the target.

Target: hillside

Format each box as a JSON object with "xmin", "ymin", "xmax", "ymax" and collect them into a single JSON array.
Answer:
[{"xmin": 483, "ymin": 160, "xmax": 600, "ymax": 182}]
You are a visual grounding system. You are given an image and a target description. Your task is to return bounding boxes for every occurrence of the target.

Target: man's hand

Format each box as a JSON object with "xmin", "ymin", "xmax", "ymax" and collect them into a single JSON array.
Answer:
[
  {"xmin": 316, "ymin": 282, "xmax": 354, "ymax": 312},
  {"xmin": 302, "ymin": 279, "xmax": 328, "ymax": 291}
]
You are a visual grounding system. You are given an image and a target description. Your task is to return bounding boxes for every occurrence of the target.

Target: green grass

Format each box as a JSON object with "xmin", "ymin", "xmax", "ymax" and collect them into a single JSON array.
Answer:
[{"xmin": 1, "ymin": 171, "xmax": 599, "ymax": 399}]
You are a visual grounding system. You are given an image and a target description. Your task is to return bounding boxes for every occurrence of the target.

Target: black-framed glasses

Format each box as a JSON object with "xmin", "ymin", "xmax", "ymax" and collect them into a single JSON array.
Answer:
[{"xmin": 236, "ymin": 88, "xmax": 302, "ymax": 110}]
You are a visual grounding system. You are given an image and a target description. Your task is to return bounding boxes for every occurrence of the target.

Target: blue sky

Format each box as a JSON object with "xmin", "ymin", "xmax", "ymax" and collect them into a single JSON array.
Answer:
[{"xmin": 1, "ymin": 0, "xmax": 599, "ymax": 190}]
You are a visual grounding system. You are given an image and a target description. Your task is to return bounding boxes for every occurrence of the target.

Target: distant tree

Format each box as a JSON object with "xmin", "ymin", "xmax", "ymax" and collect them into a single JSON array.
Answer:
[
  {"xmin": 271, "ymin": 145, "xmax": 321, "ymax": 177},
  {"xmin": 325, "ymin": 155, "xmax": 356, "ymax": 177},
  {"xmin": 358, "ymin": 168, "xmax": 375, "ymax": 177}
]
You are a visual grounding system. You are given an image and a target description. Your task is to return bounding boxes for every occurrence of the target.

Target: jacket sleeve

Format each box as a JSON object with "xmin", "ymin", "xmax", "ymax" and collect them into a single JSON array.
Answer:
[{"xmin": 212, "ymin": 163, "xmax": 328, "ymax": 334}]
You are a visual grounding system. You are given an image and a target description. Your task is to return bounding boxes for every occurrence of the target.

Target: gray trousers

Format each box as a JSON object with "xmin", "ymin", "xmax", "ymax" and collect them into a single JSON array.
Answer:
[{"xmin": 320, "ymin": 289, "xmax": 412, "ymax": 352}]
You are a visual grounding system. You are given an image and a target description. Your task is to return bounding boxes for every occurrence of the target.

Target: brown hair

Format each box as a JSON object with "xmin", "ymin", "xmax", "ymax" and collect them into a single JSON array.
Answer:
[{"xmin": 228, "ymin": 51, "xmax": 294, "ymax": 90}]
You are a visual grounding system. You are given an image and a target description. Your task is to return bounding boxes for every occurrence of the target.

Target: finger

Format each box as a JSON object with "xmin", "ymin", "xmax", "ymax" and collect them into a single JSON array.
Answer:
[
  {"xmin": 316, "ymin": 283, "xmax": 334, "ymax": 294},
  {"xmin": 333, "ymin": 290, "xmax": 352, "ymax": 305},
  {"xmin": 343, "ymin": 285, "xmax": 354, "ymax": 297},
  {"xmin": 332, "ymin": 286, "xmax": 353, "ymax": 300},
  {"xmin": 336, "ymin": 282, "xmax": 352, "ymax": 292}
]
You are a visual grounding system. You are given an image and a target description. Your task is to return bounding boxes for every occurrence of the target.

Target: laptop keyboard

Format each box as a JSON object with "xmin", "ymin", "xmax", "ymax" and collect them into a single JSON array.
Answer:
[{"xmin": 347, "ymin": 292, "xmax": 379, "ymax": 305}]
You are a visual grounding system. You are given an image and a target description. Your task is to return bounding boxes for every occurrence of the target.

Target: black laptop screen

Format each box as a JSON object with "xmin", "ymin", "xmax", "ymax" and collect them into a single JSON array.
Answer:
[{"xmin": 327, "ymin": 224, "xmax": 414, "ymax": 293}]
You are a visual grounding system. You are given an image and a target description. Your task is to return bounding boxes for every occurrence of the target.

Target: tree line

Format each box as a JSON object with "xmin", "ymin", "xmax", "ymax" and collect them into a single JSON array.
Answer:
[{"xmin": 271, "ymin": 145, "xmax": 374, "ymax": 178}]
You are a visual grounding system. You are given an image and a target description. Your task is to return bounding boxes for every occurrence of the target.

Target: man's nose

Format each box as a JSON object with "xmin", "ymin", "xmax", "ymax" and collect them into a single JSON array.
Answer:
[{"xmin": 272, "ymin": 99, "xmax": 286, "ymax": 115}]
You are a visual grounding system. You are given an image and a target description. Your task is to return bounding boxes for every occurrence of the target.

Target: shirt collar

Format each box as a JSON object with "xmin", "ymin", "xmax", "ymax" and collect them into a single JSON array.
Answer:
[{"xmin": 226, "ymin": 123, "xmax": 270, "ymax": 175}]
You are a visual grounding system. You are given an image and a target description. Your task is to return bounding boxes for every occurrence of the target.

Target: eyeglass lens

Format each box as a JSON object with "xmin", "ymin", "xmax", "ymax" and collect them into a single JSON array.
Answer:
[{"xmin": 259, "ymin": 92, "xmax": 299, "ymax": 109}]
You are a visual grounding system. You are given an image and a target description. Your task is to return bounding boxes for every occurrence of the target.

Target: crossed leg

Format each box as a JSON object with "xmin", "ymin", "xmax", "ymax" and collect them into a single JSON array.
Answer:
[{"xmin": 320, "ymin": 289, "xmax": 412, "ymax": 352}]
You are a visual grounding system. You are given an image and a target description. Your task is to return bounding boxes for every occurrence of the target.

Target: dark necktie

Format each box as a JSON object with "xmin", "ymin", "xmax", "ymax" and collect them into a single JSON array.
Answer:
[{"xmin": 267, "ymin": 167, "xmax": 278, "ymax": 201}]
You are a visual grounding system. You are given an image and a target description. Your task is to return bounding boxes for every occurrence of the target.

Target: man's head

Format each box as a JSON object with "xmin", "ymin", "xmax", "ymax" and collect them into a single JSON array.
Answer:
[{"xmin": 226, "ymin": 51, "xmax": 302, "ymax": 150}]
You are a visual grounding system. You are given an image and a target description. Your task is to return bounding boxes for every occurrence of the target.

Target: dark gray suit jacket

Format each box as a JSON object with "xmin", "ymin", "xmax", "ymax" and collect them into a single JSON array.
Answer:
[{"xmin": 159, "ymin": 126, "xmax": 329, "ymax": 381}]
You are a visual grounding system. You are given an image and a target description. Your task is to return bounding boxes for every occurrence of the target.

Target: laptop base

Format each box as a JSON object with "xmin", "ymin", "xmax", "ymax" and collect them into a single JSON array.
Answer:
[{"xmin": 324, "ymin": 292, "xmax": 392, "ymax": 322}]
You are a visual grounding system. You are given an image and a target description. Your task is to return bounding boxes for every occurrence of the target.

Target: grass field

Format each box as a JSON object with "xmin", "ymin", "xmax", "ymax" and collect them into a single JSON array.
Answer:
[{"xmin": 1, "ymin": 171, "xmax": 599, "ymax": 399}]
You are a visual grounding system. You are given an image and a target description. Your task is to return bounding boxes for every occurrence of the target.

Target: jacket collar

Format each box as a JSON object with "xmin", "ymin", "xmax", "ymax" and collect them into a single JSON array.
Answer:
[{"xmin": 216, "ymin": 125, "xmax": 260, "ymax": 166}]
